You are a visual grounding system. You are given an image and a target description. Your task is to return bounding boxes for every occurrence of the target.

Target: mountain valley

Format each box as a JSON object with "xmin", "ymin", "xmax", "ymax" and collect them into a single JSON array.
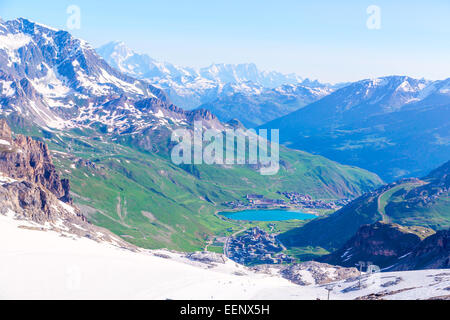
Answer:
[{"xmin": 0, "ymin": 18, "xmax": 382, "ymax": 251}]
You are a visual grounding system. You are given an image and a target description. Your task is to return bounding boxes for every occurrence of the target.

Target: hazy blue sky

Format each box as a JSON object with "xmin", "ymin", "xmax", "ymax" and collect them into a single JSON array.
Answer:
[{"xmin": 1, "ymin": 0, "xmax": 450, "ymax": 83}]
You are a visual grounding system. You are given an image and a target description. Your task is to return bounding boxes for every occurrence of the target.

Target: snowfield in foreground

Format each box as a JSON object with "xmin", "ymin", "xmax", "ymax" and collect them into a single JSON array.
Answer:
[{"xmin": 0, "ymin": 214, "xmax": 449, "ymax": 300}]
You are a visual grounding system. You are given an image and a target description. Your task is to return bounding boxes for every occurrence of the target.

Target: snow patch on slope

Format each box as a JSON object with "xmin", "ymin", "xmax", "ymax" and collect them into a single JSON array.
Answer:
[{"xmin": 0, "ymin": 33, "xmax": 32, "ymax": 66}]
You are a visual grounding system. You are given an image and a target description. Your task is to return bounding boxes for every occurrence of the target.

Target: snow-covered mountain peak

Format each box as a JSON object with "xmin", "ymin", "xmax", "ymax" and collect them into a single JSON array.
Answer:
[
  {"xmin": 97, "ymin": 41, "xmax": 315, "ymax": 109},
  {"xmin": 333, "ymin": 76, "xmax": 436, "ymax": 112},
  {"xmin": 0, "ymin": 18, "xmax": 171, "ymax": 130},
  {"xmin": 98, "ymin": 41, "xmax": 303, "ymax": 88}
]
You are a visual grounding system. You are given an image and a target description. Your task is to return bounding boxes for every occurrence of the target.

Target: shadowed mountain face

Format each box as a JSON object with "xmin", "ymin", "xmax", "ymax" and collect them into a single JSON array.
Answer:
[
  {"xmin": 97, "ymin": 41, "xmax": 305, "ymax": 88},
  {"xmin": 196, "ymin": 84, "xmax": 332, "ymax": 128},
  {"xmin": 278, "ymin": 161, "xmax": 450, "ymax": 252},
  {"xmin": 319, "ymin": 222, "xmax": 435, "ymax": 269},
  {"xmin": 260, "ymin": 76, "xmax": 450, "ymax": 181},
  {"xmin": 388, "ymin": 228, "xmax": 450, "ymax": 271},
  {"xmin": 320, "ymin": 221, "xmax": 449, "ymax": 271}
]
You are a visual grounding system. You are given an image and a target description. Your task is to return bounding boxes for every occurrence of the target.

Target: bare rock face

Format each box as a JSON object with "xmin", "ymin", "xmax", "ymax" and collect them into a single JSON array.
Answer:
[
  {"xmin": 186, "ymin": 251, "xmax": 227, "ymax": 265},
  {"xmin": 0, "ymin": 119, "xmax": 135, "ymax": 248},
  {"xmin": 0, "ymin": 120, "xmax": 12, "ymax": 142},
  {"xmin": 0, "ymin": 119, "xmax": 71, "ymax": 203},
  {"xmin": 0, "ymin": 179, "xmax": 134, "ymax": 248},
  {"xmin": 319, "ymin": 222, "xmax": 435, "ymax": 269},
  {"xmin": 0, "ymin": 180, "xmax": 83, "ymax": 224},
  {"xmin": 389, "ymin": 229, "xmax": 450, "ymax": 271},
  {"xmin": 0, "ymin": 119, "xmax": 81, "ymax": 224},
  {"xmin": 280, "ymin": 261, "xmax": 359, "ymax": 286}
]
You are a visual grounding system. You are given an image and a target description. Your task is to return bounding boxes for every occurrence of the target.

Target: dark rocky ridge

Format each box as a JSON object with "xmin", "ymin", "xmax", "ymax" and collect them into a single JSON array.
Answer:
[
  {"xmin": 321, "ymin": 221, "xmax": 449, "ymax": 271},
  {"xmin": 388, "ymin": 229, "xmax": 450, "ymax": 271},
  {"xmin": 0, "ymin": 119, "xmax": 134, "ymax": 247},
  {"xmin": 0, "ymin": 119, "xmax": 71, "ymax": 203},
  {"xmin": 320, "ymin": 222, "xmax": 435, "ymax": 269}
]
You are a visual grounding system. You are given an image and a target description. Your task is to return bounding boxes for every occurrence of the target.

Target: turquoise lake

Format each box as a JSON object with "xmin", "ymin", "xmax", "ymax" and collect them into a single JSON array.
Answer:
[{"xmin": 220, "ymin": 209, "xmax": 317, "ymax": 221}]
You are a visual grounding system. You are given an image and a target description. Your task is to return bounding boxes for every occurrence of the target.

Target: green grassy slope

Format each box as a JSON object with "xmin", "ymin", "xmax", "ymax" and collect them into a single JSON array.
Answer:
[
  {"xmin": 11, "ymin": 123, "xmax": 383, "ymax": 252},
  {"xmin": 385, "ymin": 187, "xmax": 450, "ymax": 229},
  {"xmin": 279, "ymin": 161, "xmax": 450, "ymax": 255}
]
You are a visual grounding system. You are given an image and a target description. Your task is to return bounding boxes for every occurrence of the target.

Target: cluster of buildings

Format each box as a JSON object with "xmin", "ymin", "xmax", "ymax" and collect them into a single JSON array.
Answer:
[
  {"xmin": 221, "ymin": 192, "xmax": 351, "ymax": 211},
  {"xmin": 222, "ymin": 194, "xmax": 287, "ymax": 209},
  {"xmin": 227, "ymin": 227, "xmax": 295, "ymax": 265},
  {"xmin": 279, "ymin": 192, "xmax": 351, "ymax": 210},
  {"xmin": 281, "ymin": 192, "xmax": 313, "ymax": 202},
  {"xmin": 393, "ymin": 178, "xmax": 447, "ymax": 206},
  {"xmin": 246, "ymin": 194, "xmax": 285, "ymax": 207},
  {"xmin": 221, "ymin": 200, "xmax": 247, "ymax": 209}
]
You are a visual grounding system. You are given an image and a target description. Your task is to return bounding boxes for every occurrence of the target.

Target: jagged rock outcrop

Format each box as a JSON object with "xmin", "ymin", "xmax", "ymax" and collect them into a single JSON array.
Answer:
[
  {"xmin": 0, "ymin": 119, "xmax": 82, "ymax": 224},
  {"xmin": 0, "ymin": 178, "xmax": 133, "ymax": 247},
  {"xmin": 319, "ymin": 222, "xmax": 435, "ymax": 269},
  {"xmin": 0, "ymin": 180, "xmax": 82, "ymax": 224},
  {"xmin": 0, "ymin": 119, "xmax": 71, "ymax": 203},
  {"xmin": 186, "ymin": 251, "xmax": 227, "ymax": 265},
  {"xmin": 0, "ymin": 119, "xmax": 12, "ymax": 141},
  {"xmin": 0, "ymin": 119, "xmax": 135, "ymax": 248},
  {"xmin": 280, "ymin": 261, "xmax": 359, "ymax": 286},
  {"xmin": 388, "ymin": 229, "xmax": 450, "ymax": 271}
]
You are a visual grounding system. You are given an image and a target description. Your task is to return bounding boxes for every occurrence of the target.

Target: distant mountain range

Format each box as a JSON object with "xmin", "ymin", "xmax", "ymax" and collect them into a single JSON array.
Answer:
[
  {"xmin": 196, "ymin": 83, "xmax": 332, "ymax": 128},
  {"xmin": 260, "ymin": 76, "xmax": 450, "ymax": 181},
  {"xmin": 98, "ymin": 41, "xmax": 305, "ymax": 88},
  {"xmin": 98, "ymin": 42, "xmax": 450, "ymax": 181},
  {"xmin": 97, "ymin": 41, "xmax": 336, "ymax": 125}
]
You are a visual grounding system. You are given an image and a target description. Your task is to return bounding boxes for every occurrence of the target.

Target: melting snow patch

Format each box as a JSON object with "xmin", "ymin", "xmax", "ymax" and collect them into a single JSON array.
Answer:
[
  {"xmin": 58, "ymin": 200, "xmax": 76, "ymax": 215},
  {"xmin": 0, "ymin": 33, "xmax": 32, "ymax": 51},
  {"xmin": 0, "ymin": 139, "xmax": 11, "ymax": 146},
  {"xmin": 0, "ymin": 173, "xmax": 17, "ymax": 185}
]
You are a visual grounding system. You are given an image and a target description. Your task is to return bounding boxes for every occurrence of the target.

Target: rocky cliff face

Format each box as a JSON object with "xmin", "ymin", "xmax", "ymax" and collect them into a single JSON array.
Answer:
[
  {"xmin": 0, "ymin": 118, "xmax": 84, "ymax": 225},
  {"xmin": 0, "ymin": 119, "xmax": 12, "ymax": 142},
  {"xmin": 320, "ymin": 222, "xmax": 435, "ymax": 269},
  {"xmin": 0, "ymin": 119, "xmax": 133, "ymax": 247},
  {"xmin": 0, "ymin": 119, "xmax": 71, "ymax": 203},
  {"xmin": 279, "ymin": 261, "xmax": 359, "ymax": 286},
  {"xmin": 388, "ymin": 229, "xmax": 450, "ymax": 271},
  {"xmin": 0, "ymin": 18, "xmax": 169, "ymax": 129}
]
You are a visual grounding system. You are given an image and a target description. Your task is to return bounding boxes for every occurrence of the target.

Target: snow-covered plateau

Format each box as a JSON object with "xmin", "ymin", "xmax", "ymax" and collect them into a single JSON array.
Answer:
[{"xmin": 1, "ymin": 213, "xmax": 449, "ymax": 300}]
